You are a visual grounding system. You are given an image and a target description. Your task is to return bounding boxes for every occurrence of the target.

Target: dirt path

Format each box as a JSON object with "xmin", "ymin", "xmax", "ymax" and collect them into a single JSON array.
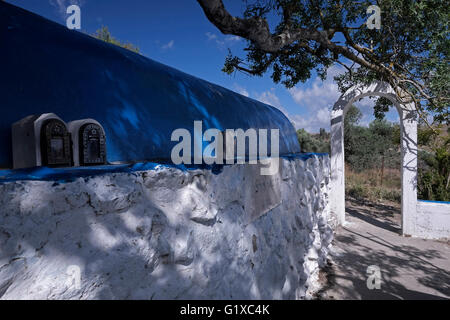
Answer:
[{"xmin": 317, "ymin": 199, "xmax": 450, "ymax": 300}]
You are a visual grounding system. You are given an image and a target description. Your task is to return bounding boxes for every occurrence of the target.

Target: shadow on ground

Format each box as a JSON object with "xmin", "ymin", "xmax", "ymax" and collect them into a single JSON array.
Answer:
[{"xmin": 317, "ymin": 199, "xmax": 450, "ymax": 300}]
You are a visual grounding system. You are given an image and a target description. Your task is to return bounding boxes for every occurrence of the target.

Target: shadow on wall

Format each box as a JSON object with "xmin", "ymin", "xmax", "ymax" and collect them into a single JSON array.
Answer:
[{"xmin": 0, "ymin": 158, "xmax": 332, "ymax": 299}]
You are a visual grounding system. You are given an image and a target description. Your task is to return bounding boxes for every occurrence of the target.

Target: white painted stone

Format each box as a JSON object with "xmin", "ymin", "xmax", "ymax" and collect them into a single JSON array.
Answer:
[
  {"xmin": 415, "ymin": 201, "xmax": 450, "ymax": 240},
  {"xmin": 330, "ymin": 81, "xmax": 418, "ymax": 236},
  {"xmin": 329, "ymin": 82, "xmax": 450, "ymax": 240},
  {"xmin": 0, "ymin": 157, "xmax": 333, "ymax": 300}
]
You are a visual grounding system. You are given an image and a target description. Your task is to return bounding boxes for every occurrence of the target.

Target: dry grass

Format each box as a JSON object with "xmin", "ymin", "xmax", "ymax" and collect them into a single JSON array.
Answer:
[{"xmin": 345, "ymin": 164, "xmax": 401, "ymax": 203}]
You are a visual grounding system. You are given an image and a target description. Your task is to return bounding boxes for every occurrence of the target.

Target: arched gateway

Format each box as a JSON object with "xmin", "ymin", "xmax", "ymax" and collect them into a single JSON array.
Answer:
[{"xmin": 330, "ymin": 81, "xmax": 418, "ymax": 236}]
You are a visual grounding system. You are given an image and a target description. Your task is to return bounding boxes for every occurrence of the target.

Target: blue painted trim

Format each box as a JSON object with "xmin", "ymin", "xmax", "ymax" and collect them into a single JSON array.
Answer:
[
  {"xmin": 284, "ymin": 153, "xmax": 329, "ymax": 160},
  {"xmin": 0, "ymin": 162, "xmax": 221, "ymax": 183},
  {"xmin": 418, "ymin": 200, "xmax": 450, "ymax": 205},
  {"xmin": 0, "ymin": 153, "xmax": 329, "ymax": 183}
]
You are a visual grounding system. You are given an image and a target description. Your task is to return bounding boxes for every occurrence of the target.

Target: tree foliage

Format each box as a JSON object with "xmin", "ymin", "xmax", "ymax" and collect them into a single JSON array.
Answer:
[
  {"xmin": 197, "ymin": 0, "xmax": 449, "ymax": 123},
  {"xmin": 297, "ymin": 128, "xmax": 330, "ymax": 153},
  {"xmin": 92, "ymin": 26, "xmax": 140, "ymax": 54},
  {"xmin": 344, "ymin": 105, "xmax": 399, "ymax": 172},
  {"xmin": 341, "ymin": 105, "xmax": 449, "ymax": 200},
  {"xmin": 417, "ymin": 126, "xmax": 450, "ymax": 201}
]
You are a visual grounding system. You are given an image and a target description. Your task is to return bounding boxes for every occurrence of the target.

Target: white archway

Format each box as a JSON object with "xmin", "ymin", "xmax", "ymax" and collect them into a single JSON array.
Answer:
[{"xmin": 330, "ymin": 81, "xmax": 418, "ymax": 236}]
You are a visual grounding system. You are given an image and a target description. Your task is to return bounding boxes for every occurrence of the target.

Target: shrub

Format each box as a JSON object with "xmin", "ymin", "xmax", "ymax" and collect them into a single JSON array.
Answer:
[{"xmin": 297, "ymin": 129, "xmax": 330, "ymax": 153}]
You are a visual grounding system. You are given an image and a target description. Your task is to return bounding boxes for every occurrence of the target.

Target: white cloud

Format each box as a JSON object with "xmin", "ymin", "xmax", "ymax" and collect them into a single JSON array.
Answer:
[
  {"xmin": 224, "ymin": 35, "xmax": 242, "ymax": 42},
  {"xmin": 288, "ymin": 108, "xmax": 331, "ymax": 133},
  {"xmin": 353, "ymin": 96, "xmax": 399, "ymax": 126},
  {"xmin": 232, "ymin": 85, "xmax": 294, "ymax": 123},
  {"xmin": 256, "ymin": 89, "xmax": 282, "ymax": 109},
  {"xmin": 287, "ymin": 65, "xmax": 373, "ymax": 132},
  {"xmin": 232, "ymin": 67, "xmax": 397, "ymax": 134},
  {"xmin": 233, "ymin": 83, "xmax": 249, "ymax": 97},
  {"xmin": 231, "ymin": 84, "xmax": 331, "ymax": 133},
  {"xmin": 49, "ymin": 0, "xmax": 83, "ymax": 18},
  {"xmin": 288, "ymin": 66, "xmax": 402, "ymax": 132},
  {"xmin": 289, "ymin": 65, "xmax": 342, "ymax": 111},
  {"xmin": 161, "ymin": 40, "xmax": 174, "ymax": 50},
  {"xmin": 254, "ymin": 89, "xmax": 298, "ymax": 127},
  {"xmin": 206, "ymin": 32, "xmax": 242, "ymax": 49},
  {"xmin": 287, "ymin": 66, "xmax": 345, "ymax": 132},
  {"xmin": 317, "ymin": 107, "xmax": 331, "ymax": 124},
  {"xmin": 205, "ymin": 32, "xmax": 217, "ymax": 41}
]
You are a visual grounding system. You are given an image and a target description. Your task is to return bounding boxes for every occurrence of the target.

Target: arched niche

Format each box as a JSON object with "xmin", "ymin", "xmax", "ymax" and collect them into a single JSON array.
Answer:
[{"xmin": 330, "ymin": 81, "xmax": 418, "ymax": 236}]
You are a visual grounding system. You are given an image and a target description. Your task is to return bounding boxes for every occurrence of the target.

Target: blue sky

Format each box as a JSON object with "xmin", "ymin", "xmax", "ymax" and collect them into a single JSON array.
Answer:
[{"xmin": 6, "ymin": 0, "xmax": 399, "ymax": 132}]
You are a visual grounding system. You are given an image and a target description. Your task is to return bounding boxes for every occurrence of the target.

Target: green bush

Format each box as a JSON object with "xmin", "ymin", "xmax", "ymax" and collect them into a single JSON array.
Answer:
[
  {"xmin": 297, "ymin": 129, "xmax": 330, "ymax": 153},
  {"xmin": 299, "ymin": 118, "xmax": 449, "ymax": 202},
  {"xmin": 375, "ymin": 187, "xmax": 402, "ymax": 202},
  {"xmin": 346, "ymin": 183, "xmax": 401, "ymax": 203},
  {"xmin": 417, "ymin": 139, "xmax": 450, "ymax": 201},
  {"xmin": 418, "ymin": 148, "xmax": 450, "ymax": 201},
  {"xmin": 347, "ymin": 184, "xmax": 368, "ymax": 200}
]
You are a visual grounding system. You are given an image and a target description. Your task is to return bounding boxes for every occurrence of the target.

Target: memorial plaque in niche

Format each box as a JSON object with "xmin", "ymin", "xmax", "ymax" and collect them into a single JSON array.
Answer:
[
  {"xmin": 244, "ymin": 162, "xmax": 282, "ymax": 222},
  {"xmin": 79, "ymin": 123, "xmax": 106, "ymax": 165},
  {"xmin": 40, "ymin": 119, "xmax": 71, "ymax": 167}
]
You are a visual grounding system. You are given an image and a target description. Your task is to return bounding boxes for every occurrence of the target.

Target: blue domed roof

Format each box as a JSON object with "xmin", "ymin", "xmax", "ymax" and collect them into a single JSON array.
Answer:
[{"xmin": 0, "ymin": 2, "xmax": 300, "ymax": 168}]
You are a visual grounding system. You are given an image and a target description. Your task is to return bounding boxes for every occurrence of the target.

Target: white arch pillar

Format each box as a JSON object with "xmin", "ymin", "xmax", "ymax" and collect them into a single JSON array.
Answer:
[
  {"xmin": 399, "ymin": 108, "xmax": 417, "ymax": 235},
  {"xmin": 329, "ymin": 82, "xmax": 417, "ymax": 236}
]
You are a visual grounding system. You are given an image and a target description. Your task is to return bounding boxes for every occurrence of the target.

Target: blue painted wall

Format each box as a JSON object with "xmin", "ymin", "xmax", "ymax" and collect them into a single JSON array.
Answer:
[{"xmin": 0, "ymin": 2, "xmax": 300, "ymax": 168}]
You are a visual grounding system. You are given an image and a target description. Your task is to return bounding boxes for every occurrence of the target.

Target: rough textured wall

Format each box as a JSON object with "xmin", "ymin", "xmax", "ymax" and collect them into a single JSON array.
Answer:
[
  {"xmin": 0, "ymin": 156, "xmax": 333, "ymax": 299},
  {"xmin": 415, "ymin": 201, "xmax": 450, "ymax": 240}
]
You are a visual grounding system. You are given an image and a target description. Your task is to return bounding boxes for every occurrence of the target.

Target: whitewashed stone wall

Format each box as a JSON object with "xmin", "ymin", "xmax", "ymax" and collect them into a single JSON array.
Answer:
[
  {"xmin": 414, "ymin": 201, "xmax": 450, "ymax": 240},
  {"xmin": 0, "ymin": 156, "xmax": 333, "ymax": 300}
]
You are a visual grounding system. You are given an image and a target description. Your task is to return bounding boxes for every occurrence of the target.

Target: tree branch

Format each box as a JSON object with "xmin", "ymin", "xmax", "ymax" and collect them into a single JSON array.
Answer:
[
  {"xmin": 197, "ymin": 0, "xmax": 390, "ymax": 77},
  {"xmin": 197, "ymin": 0, "xmax": 327, "ymax": 52},
  {"xmin": 197, "ymin": 0, "xmax": 447, "ymax": 126}
]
